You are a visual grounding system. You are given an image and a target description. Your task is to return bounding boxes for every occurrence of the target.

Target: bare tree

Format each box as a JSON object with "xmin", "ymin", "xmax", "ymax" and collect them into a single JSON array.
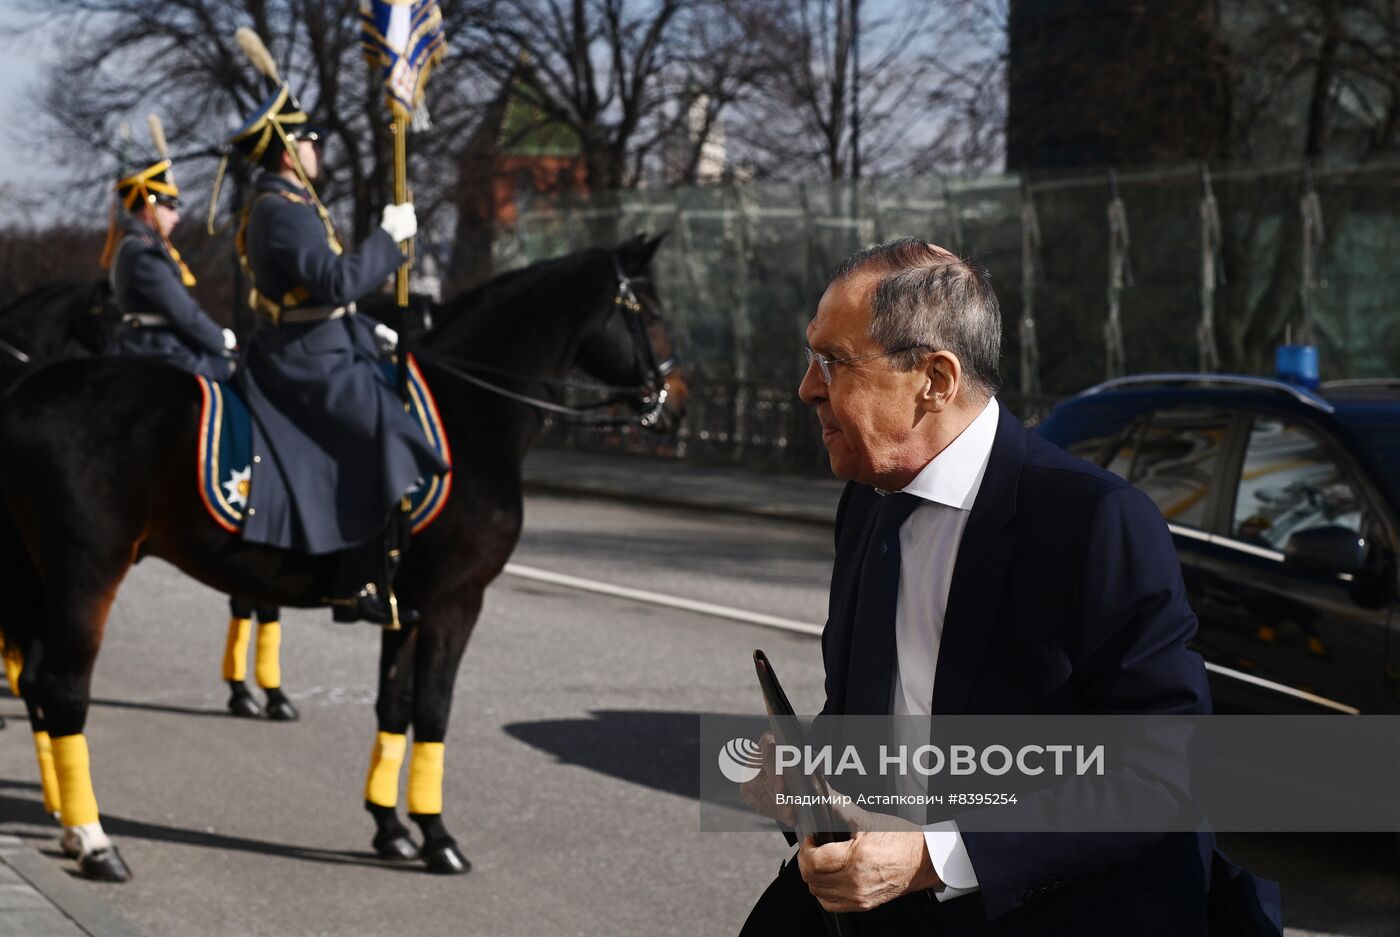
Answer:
[
  {"xmin": 721, "ymin": 0, "xmax": 999, "ymax": 180},
  {"xmin": 32, "ymin": 0, "xmax": 494, "ymax": 245},
  {"xmin": 1226, "ymin": 0, "xmax": 1400, "ymax": 160},
  {"xmin": 459, "ymin": 0, "xmax": 756, "ymax": 192}
]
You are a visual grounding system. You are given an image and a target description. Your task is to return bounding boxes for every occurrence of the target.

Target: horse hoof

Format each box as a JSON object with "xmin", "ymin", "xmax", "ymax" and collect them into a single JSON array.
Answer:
[
  {"xmin": 227, "ymin": 686, "xmax": 262, "ymax": 719},
  {"xmin": 372, "ymin": 832, "xmax": 419, "ymax": 861},
  {"xmin": 60, "ymin": 829, "xmax": 81, "ymax": 859},
  {"xmin": 422, "ymin": 840, "xmax": 470, "ymax": 875},
  {"xmin": 79, "ymin": 847, "xmax": 132, "ymax": 883},
  {"xmin": 264, "ymin": 697, "xmax": 299, "ymax": 722}
]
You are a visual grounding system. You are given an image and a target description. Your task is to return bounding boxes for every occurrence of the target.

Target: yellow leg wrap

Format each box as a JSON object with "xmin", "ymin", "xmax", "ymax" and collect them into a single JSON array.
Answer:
[
  {"xmin": 3, "ymin": 649, "xmax": 19, "ymax": 697},
  {"xmin": 33, "ymin": 732, "xmax": 61, "ymax": 814},
  {"xmin": 222, "ymin": 617, "xmax": 252, "ymax": 682},
  {"xmin": 407, "ymin": 741, "xmax": 445, "ymax": 815},
  {"xmin": 364, "ymin": 731, "xmax": 407, "ymax": 808},
  {"xmin": 254, "ymin": 621, "xmax": 282, "ymax": 689},
  {"xmin": 51, "ymin": 734, "xmax": 99, "ymax": 828}
]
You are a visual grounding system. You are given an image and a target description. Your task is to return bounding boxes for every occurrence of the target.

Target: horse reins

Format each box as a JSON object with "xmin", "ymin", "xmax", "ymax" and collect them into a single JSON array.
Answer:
[{"xmin": 415, "ymin": 257, "xmax": 677, "ymax": 429}]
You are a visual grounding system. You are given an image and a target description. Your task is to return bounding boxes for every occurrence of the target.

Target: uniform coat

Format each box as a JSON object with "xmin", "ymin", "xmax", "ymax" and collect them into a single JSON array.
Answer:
[
  {"xmin": 109, "ymin": 217, "xmax": 232, "ymax": 380},
  {"xmin": 236, "ymin": 174, "xmax": 448, "ymax": 554}
]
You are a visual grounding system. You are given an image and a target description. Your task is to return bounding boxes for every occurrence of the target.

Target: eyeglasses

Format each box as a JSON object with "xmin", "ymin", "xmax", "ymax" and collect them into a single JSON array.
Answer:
[
  {"xmin": 153, "ymin": 196, "xmax": 182, "ymax": 211},
  {"xmin": 803, "ymin": 344, "xmax": 932, "ymax": 384}
]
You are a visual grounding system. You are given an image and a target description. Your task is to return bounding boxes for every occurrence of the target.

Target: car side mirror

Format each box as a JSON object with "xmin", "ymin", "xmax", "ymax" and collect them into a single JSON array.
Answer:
[{"xmin": 1283, "ymin": 526, "xmax": 1369, "ymax": 576}]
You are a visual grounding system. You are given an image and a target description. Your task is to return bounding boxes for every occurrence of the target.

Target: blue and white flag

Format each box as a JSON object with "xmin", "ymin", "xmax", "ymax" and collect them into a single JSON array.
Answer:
[{"xmin": 360, "ymin": 0, "xmax": 448, "ymax": 127}]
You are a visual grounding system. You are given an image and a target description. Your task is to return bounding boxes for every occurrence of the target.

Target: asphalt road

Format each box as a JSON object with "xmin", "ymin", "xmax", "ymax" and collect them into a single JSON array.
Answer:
[{"xmin": 0, "ymin": 493, "xmax": 1396, "ymax": 936}]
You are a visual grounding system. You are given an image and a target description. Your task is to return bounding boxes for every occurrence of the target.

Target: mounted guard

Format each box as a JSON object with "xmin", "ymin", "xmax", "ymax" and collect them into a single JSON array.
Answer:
[
  {"xmin": 102, "ymin": 116, "xmax": 235, "ymax": 380},
  {"xmin": 214, "ymin": 29, "xmax": 448, "ymax": 626}
]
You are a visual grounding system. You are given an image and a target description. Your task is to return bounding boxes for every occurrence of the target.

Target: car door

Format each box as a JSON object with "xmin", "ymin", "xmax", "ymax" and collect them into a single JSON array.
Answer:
[
  {"xmin": 1098, "ymin": 405, "xmax": 1238, "ymax": 620},
  {"xmin": 1191, "ymin": 411, "xmax": 1394, "ymax": 714}
]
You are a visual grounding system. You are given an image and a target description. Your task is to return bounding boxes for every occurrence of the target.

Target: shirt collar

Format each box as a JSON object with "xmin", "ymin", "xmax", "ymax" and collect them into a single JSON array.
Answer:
[{"xmin": 897, "ymin": 397, "xmax": 999, "ymax": 511}]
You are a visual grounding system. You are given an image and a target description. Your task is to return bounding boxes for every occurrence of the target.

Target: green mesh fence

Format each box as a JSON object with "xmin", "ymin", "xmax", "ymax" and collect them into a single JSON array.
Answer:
[{"xmin": 499, "ymin": 161, "xmax": 1400, "ymax": 471}]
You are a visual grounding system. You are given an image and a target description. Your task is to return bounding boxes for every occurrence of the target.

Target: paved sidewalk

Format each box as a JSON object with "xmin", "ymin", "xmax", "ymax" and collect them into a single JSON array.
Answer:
[
  {"xmin": 523, "ymin": 447, "xmax": 845, "ymax": 526},
  {"xmin": 0, "ymin": 836, "xmax": 142, "ymax": 937}
]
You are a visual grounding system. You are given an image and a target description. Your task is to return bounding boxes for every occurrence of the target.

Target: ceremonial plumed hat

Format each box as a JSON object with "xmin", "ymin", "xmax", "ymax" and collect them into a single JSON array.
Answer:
[
  {"xmin": 115, "ymin": 157, "xmax": 181, "ymax": 212},
  {"xmin": 226, "ymin": 83, "xmax": 311, "ymax": 164}
]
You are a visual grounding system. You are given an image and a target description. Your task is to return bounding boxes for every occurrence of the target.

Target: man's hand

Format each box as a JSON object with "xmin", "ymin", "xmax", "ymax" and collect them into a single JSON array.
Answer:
[
  {"xmin": 738, "ymin": 732, "xmax": 798, "ymax": 829},
  {"xmin": 797, "ymin": 829, "xmax": 942, "ymax": 913}
]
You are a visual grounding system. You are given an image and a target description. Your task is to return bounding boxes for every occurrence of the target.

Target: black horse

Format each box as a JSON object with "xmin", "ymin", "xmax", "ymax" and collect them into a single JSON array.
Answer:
[
  {"xmin": 0, "ymin": 277, "xmax": 430, "ymax": 724},
  {"xmin": 0, "ymin": 279, "xmax": 118, "ymax": 366},
  {"xmin": 0, "ymin": 235, "xmax": 686, "ymax": 880}
]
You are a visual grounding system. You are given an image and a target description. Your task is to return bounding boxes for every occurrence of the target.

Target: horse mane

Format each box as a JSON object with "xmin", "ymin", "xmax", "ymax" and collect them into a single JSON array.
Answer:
[
  {"xmin": 0, "ymin": 278, "xmax": 102, "ymax": 320},
  {"xmin": 425, "ymin": 247, "xmax": 606, "ymax": 348}
]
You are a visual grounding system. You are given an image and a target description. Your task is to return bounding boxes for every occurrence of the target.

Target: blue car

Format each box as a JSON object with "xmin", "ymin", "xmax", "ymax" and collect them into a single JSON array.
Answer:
[{"xmin": 1038, "ymin": 372, "xmax": 1400, "ymax": 715}]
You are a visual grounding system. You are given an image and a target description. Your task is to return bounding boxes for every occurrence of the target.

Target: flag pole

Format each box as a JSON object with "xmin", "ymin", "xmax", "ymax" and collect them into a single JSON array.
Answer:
[{"xmin": 392, "ymin": 113, "xmax": 410, "ymax": 308}]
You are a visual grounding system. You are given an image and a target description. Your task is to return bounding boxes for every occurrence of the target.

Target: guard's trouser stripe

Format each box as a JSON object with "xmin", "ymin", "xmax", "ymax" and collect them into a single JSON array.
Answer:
[
  {"xmin": 52, "ymin": 734, "xmax": 99, "ymax": 828},
  {"xmin": 408, "ymin": 742, "xmax": 445, "ymax": 815},
  {"xmin": 222, "ymin": 617, "xmax": 252, "ymax": 682},
  {"xmin": 365, "ymin": 732, "xmax": 407, "ymax": 807},
  {"xmin": 255, "ymin": 621, "xmax": 282, "ymax": 689},
  {"xmin": 33, "ymin": 731, "xmax": 61, "ymax": 814}
]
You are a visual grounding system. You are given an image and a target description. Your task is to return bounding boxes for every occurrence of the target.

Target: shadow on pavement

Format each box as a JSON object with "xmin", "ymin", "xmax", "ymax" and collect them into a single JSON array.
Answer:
[
  {"xmin": 89, "ymin": 697, "xmax": 230, "ymax": 719},
  {"xmin": 0, "ymin": 786, "xmax": 427, "ymax": 874},
  {"xmin": 503, "ymin": 709, "xmax": 700, "ymax": 799}
]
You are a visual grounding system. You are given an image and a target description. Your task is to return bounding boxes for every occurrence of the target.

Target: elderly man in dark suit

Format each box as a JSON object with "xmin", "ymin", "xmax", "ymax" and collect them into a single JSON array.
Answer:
[{"xmin": 739, "ymin": 238, "xmax": 1279, "ymax": 936}]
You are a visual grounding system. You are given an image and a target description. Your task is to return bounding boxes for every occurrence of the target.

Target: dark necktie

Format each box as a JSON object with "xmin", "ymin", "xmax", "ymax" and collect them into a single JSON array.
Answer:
[{"xmin": 844, "ymin": 492, "xmax": 924, "ymax": 715}]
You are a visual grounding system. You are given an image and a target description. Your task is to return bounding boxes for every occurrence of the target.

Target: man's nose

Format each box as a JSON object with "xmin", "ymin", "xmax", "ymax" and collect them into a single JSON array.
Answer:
[{"xmin": 797, "ymin": 357, "xmax": 826, "ymax": 405}]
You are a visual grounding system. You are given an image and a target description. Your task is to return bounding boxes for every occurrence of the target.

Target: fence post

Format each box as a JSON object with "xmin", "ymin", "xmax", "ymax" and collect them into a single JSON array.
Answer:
[
  {"xmin": 1299, "ymin": 163, "xmax": 1326, "ymax": 347},
  {"xmin": 1019, "ymin": 176, "xmax": 1044, "ymax": 403},
  {"xmin": 1104, "ymin": 168, "xmax": 1131, "ymax": 379},
  {"xmin": 1197, "ymin": 163, "xmax": 1223, "ymax": 373}
]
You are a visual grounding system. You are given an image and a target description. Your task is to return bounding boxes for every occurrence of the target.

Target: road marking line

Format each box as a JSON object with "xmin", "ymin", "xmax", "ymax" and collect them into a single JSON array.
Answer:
[{"xmin": 502, "ymin": 563, "xmax": 825, "ymax": 637}]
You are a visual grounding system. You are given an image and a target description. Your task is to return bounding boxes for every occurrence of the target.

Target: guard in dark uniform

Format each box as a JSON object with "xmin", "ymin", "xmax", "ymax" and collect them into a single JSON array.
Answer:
[
  {"xmin": 220, "ymin": 83, "xmax": 448, "ymax": 626},
  {"xmin": 102, "ymin": 156, "xmax": 235, "ymax": 380}
]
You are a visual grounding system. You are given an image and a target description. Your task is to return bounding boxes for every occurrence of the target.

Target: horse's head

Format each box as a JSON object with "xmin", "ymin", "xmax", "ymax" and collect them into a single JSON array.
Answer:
[{"xmin": 576, "ymin": 234, "xmax": 689, "ymax": 435}]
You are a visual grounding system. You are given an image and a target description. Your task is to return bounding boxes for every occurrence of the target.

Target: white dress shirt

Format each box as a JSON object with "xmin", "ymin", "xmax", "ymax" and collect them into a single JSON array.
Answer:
[{"xmin": 888, "ymin": 397, "xmax": 999, "ymax": 901}]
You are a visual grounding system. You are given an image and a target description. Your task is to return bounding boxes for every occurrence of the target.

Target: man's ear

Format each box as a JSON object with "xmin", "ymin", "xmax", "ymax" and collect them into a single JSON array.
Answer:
[{"xmin": 921, "ymin": 350, "xmax": 962, "ymax": 411}]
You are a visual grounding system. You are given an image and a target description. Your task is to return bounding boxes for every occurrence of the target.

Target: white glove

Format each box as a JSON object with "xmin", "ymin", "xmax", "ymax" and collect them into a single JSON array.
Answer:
[
  {"xmin": 380, "ymin": 202, "xmax": 417, "ymax": 242},
  {"xmin": 222, "ymin": 328, "xmax": 237, "ymax": 352},
  {"xmin": 373, "ymin": 322, "xmax": 399, "ymax": 354}
]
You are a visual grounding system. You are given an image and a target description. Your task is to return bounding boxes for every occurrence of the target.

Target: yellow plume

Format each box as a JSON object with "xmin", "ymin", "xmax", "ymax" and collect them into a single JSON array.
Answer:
[
  {"xmin": 235, "ymin": 27, "xmax": 280, "ymax": 82},
  {"xmin": 146, "ymin": 113, "xmax": 168, "ymax": 158}
]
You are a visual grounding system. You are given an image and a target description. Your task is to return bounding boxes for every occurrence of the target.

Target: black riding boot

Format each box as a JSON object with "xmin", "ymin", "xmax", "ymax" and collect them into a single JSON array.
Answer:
[{"xmin": 331, "ymin": 508, "xmax": 419, "ymax": 628}]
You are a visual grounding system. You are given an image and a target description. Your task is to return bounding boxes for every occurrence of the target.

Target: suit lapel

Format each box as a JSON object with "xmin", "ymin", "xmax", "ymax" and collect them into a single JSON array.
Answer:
[
  {"xmin": 932, "ymin": 403, "xmax": 1026, "ymax": 715},
  {"xmin": 824, "ymin": 490, "xmax": 880, "ymax": 715}
]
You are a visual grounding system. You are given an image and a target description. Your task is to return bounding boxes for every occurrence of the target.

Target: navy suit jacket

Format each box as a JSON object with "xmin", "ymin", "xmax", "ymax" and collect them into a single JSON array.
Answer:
[{"xmin": 818, "ymin": 403, "xmax": 1280, "ymax": 935}]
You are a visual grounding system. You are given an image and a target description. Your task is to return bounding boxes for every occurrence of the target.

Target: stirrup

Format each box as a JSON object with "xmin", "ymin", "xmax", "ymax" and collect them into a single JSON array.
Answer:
[{"xmin": 330, "ymin": 584, "xmax": 419, "ymax": 630}]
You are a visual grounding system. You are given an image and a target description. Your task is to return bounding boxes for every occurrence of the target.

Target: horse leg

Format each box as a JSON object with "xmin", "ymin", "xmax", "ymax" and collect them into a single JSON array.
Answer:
[
  {"xmin": 407, "ymin": 593, "xmax": 481, "ymax": 875},
  {"xmin": 364, "ymin": 625, "xmax": 419, "ymax": 860},
  {"xmin": 32, "ymin": 548, "xmax": 135, "ymax": 882},
  {"xmin": 223, "ymin": 597, "xmax": 261, "ymax": 718},
  {"xmin": 6, "ymin": 641, "xmax": 67, "ymax": 839},
  {"xmin": 253, "ymin": 604, "xmax": 297, "ymax": 722}
]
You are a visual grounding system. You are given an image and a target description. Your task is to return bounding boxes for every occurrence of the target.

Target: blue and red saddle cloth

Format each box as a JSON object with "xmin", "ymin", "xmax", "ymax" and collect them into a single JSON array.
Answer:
[{"xmin": 194, "ymin": 354, "xmax": 451, "ymax": 537}]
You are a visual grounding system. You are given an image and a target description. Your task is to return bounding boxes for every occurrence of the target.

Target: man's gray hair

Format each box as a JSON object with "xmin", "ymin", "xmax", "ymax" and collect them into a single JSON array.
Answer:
[{"xmin": 833, "ymin": 238, "xmax": 1002, "ymax": 398}]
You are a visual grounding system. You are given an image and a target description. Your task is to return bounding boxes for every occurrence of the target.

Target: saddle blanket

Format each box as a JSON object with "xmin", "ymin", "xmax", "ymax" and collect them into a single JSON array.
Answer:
[{"xmin": 195, "ymin": 354, "xmax": 452, "ymax": 536}]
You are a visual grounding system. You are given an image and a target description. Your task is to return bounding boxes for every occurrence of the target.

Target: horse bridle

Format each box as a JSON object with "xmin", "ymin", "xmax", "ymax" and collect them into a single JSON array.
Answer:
[
  {"xmin": 610, "ymin": 256, "xmax": 678, "ymax": 429},
  {"xmin": 0, "ymin": 335, "xmax": 31, "ymax": 364},
  {"xmin": 415, "ymin": 254, "xmax": 678, "ymax": 429}
]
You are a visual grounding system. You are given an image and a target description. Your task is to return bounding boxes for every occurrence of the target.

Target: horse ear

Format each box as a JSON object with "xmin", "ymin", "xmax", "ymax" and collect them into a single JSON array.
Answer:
[{"xmin": 619, "ymin": 231, "xmax": 667, "ymax": 271}]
